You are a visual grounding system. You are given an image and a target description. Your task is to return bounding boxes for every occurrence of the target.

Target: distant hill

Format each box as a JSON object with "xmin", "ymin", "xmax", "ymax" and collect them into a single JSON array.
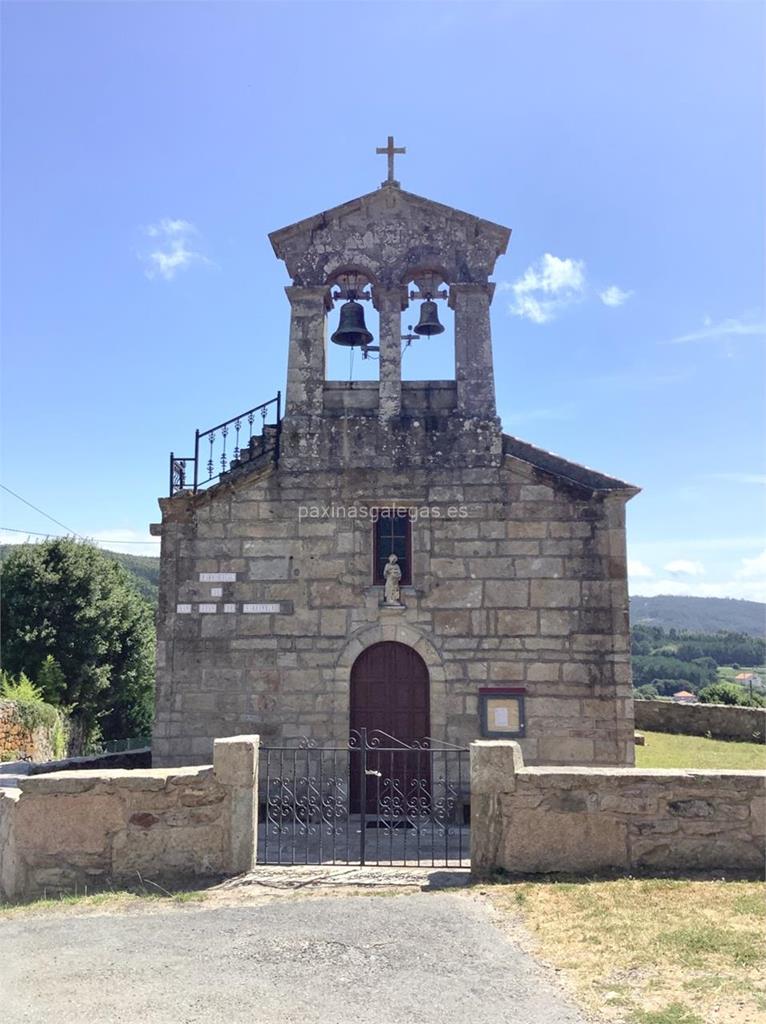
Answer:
[
  {"xmin": 630, "ymin": 595, "xmax": 765, "ymax": 638},
  {"xmin": 106, "ymin": 552, "xmax": 160, "ymax": 603}
]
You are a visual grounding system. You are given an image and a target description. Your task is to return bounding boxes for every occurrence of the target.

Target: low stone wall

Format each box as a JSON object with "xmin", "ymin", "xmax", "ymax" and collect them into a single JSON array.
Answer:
[
  {"xmin": 0, "ymin": 789, "xmax": 21, "ymax": 898},
  {"xmin": 0, "ymin": 699, "xmax": 68, "ymax": 763},
  {"xmin": 28, "ymin": 748, "xmax": 152, "ymax": 774},
  {"xmin": 634, "ymin": 699, "xmax": 766, "ymax": 744},
  {"xmin": 0, "ymin": 735, "xmax": 258, "ymax": 901},
  {"xmin": 471, "ymin": 740, "xmax": 766, "ymax": 876}
]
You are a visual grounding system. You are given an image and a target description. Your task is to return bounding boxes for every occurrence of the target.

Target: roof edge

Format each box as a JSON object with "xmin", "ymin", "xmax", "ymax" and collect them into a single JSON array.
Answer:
[{"xmin": 502, "ymin": 434, "xmax": 641, "ymax": 497}]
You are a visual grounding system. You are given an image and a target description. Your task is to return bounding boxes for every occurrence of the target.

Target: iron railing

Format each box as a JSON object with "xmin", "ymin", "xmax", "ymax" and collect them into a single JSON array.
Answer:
[
  {"xmin": 259, "ymin": 729, "xmax": 470, "ymax": 867},
  {"xmin": 169, "ymin": 392, "xmax": 281, "ymax": 496}
]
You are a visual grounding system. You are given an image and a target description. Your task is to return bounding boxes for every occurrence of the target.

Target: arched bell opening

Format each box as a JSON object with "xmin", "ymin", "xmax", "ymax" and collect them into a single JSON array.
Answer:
[
  {"xmin": 325, "ymin": 269, "xmax": 379, "ymax": 383},
  {"xmin": 399, "ymin": 270, "xmax": 455, "ymax": 382}
]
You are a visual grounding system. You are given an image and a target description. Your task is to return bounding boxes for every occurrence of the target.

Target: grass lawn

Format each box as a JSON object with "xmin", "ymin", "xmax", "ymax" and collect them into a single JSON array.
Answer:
[
  {"xmin": 488, "ymin": 878, "xmax": 766, "ymax": 1024},
  {"xmin": 636, "ymin": 731, "xmax": 766, "ymax": 770}
]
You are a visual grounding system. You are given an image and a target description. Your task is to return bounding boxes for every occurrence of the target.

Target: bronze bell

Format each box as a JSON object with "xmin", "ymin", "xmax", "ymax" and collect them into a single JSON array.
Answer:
[
  {"xmin": 413, "ymin": 298, "xmax": 445, "ymax": 336},
  {"xmin": 330, "ymin": 299, "xmax": 374, "ymax": 347}
]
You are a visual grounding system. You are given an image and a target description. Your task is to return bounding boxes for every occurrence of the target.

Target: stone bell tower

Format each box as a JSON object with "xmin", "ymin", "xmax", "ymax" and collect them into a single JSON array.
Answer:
[{"xmin": 268, "ymin": 136, "xmax": 510, "ymax": 471}]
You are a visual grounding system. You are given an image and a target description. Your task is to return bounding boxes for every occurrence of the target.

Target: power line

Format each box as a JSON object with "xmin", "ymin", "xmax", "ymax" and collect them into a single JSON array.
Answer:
[
  {"xmin": 0, "ymin": 525, "xmax": 160, "ymax": 545},
  {"xmin": 0, "ymin": 484, "xmax": 86, "ymax": 540}
]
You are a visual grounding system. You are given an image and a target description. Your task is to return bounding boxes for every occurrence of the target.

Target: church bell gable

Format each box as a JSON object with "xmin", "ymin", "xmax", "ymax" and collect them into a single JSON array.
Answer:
[{"xmin": 270, "ymin": 182, "xmax": 512, "ymax": 472}]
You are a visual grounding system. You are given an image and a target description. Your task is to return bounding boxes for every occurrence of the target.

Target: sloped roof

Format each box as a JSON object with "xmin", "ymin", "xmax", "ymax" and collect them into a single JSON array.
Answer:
[{"xmin": 502, "ymin": 434, "xmax": 640, "ymax": 495}]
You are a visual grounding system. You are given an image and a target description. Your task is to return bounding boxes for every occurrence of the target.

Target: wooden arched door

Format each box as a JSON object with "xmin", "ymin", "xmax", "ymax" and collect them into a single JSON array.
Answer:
[
  {"xmin": 349, "ymin": 641, "xmax": 430, "ymax": 813},
  {"xmin": 350, "ymin": 641, "xmax": 430, "ymax": 743}
]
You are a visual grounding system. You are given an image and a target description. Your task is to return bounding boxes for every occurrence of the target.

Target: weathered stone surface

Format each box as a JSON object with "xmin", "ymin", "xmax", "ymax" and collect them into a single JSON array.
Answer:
[
  {"xmin": 471, "ymin": 741, "xmax": 766, "ymax": 877},
  {"xmin": 0, "ymin": 741, "xmax": 260, "ymax": 900}
]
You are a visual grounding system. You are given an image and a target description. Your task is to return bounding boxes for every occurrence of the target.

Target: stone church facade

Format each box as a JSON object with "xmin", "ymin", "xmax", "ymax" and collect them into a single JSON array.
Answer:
[{"xmin": 151, "ymin": 171, "xmax": 639, "ymax": 768}]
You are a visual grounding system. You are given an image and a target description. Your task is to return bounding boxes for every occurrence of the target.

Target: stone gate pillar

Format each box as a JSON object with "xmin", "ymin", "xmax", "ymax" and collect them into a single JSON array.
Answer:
[
  {"xmin": 450, "ymin": 282, "xmax": 497, "ymax": 419},
  {"xmin": 285, "ymin": 285, "xmax": 330, "ymax": 418}
]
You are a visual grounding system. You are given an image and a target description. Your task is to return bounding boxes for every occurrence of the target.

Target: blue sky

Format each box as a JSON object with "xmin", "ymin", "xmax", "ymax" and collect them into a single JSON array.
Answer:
[{"xmin": 2, "ymin": 1, "xmax": 764, "ymax": 601}]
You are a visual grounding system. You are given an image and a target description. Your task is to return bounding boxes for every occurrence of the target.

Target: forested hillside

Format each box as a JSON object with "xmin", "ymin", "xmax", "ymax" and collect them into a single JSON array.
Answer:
[
  {"xmin": 631, "ymin": 623, "xmax": 765, "ymax": 705},
  {"xmin": 630, "ymin": 595, "xmax": 765, "ymax": 638},
  {"xmin": 106, "ymin": 551, "xmax": 160, "ymax": 602}
]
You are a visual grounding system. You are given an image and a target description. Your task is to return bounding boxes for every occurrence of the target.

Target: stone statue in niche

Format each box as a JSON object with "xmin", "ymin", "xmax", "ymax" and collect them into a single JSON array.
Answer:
[{"xmin": 383, "ymin": 553, "xmax": 403, "ymax": 605}]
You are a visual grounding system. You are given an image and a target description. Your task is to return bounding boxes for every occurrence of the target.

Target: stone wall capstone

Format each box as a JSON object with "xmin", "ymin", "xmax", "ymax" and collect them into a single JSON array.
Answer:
[
  {"xmin": 471, "ymin": 740, "xmax": 766, "ymax": 876},
  {"xmin": 634, "ymin": 699, "xmax": 766, "ymax": 744}
]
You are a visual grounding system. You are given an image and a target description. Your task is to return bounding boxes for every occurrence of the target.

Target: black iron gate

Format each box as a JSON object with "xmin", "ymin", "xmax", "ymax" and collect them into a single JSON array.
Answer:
[{"xmin": 258, "ymin": 729, "xmax": 470, "ymax": 866}]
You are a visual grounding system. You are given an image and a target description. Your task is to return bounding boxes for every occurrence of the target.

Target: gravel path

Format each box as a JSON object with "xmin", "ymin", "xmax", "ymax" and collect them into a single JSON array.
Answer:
[{"xmin": 0, "ymin": 890, "xmax": 588, "ymax": 1024}]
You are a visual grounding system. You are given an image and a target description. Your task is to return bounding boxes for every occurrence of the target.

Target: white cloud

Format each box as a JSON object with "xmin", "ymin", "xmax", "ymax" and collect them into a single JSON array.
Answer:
[
  {"xmin": 599, "ymin": 285, "xmax": 633, "ymax": 307},
  {"xmin": 85, "ymin": 529, "xmax": 159, "ymax": 557},
  {"xmin": 629, "ymin": 543, "xmax": 766, "ymax": 601},
  {"xmin": 140, "ymin": 218, "xmax": 211, "ymax": 281},
  {"xmin": 502, "ymin": 256, "xmax": 633, "ymax": 322},
  {"xmin": 146, "ymin": 218, "xmax": 195, "ymax": 238},
  {"xmin": 0, "ymin": 529, "xmax": 41, "ymax": 546},
  {"xmin": 737, "ymin": 549, "xmax": 766, "ymax": 580},
  {"xmin": 666, "ymin": 316, "xmax": 766, "ymax": 345},
  {"xmin": 0, "ymin": 528, "xmax": 159, "ymax": 557},
  {"xmin": 503, "ymin": 254, "xmax": 586, "ymax": 323},
  {"xmin": 628, "ymin": 559, "xmax": 654, "ymax": 578},
  {"xmin": 663, "ymin": 559, "xmax": 705, "ymax": 576}
]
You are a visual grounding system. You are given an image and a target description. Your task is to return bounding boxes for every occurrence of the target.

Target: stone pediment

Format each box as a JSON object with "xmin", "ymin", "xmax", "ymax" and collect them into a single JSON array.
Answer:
[{"xmin": 269, "ymin": 185, "xmax": 511, "ymax": 289}]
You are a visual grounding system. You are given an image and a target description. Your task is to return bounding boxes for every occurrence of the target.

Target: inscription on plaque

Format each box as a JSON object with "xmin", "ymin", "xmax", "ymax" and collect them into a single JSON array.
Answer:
[
  {"xmin": 243, "ymin": 603, "xmax": 280, "ymax": 614},
  {"xmin": 223, "ymin": 603, "xmax": 236, "ymax": 613},
  {"xmin": 210, "ymin": 587, "xmax": 223, "ymax": 597},
  {"xmin": 176, "ymin": 604, "xmax": 192, "ymax": 614},
  {"xmin": 199, "ymin": 604, "xmax": 217, "ymax": 613},
  {"xmin": 199, "ymin": 572, "xmax": 237, "ymax": 582}
]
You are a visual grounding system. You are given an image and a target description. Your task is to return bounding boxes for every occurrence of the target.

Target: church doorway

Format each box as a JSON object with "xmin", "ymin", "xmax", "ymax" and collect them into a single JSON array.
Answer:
[
  {"xmin": 349, "ymin": 641, "xmax": 430, "ymax": 814},
  {"xmin": 349, "ymin": 641, "xmax": 430, "ymax": 743}
]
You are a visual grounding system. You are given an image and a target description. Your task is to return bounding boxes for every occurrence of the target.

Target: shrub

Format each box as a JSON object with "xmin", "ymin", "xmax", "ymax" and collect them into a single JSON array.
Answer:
[
  {"xmin": 697, "ymin": 682, "xmax": 765, "ymax": 708},
  {"xmin": 0, "ymin": 670, "xmax": 44, "ymax": 703}
]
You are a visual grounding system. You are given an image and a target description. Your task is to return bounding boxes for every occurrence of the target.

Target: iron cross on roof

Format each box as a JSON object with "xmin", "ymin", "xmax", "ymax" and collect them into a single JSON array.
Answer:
[{"xmin": 376, "ymin": 135, "xmax": 405, "ymax": 186}]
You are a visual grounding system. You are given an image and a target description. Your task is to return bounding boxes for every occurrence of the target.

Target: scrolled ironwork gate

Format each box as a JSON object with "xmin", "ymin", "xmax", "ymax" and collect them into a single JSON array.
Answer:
[{"xmin": 258, "ymin": 729, "xmax": 470, "ymax": 866}]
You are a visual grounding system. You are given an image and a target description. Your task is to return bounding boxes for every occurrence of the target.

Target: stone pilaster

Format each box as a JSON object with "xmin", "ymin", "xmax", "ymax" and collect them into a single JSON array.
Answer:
[
  {"xmin": 284, "ymin": 286, "xmax": 330, "ymax": 419},
  {"xmin": 373, "ymin": 286, "xmax": 407, "ymax": 420},
  {"xmin": 449, "ymin": 282, "xmax": 497, "ymax": 419}
]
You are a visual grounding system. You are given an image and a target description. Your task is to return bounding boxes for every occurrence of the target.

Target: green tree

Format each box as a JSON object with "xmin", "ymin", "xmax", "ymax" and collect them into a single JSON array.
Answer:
[
  {"xmin": 0, "ymin": 540, "xmax": 155, "ymax": 741},
  {"xmin": 699, "ymin": 682, "xmax": 750, "ymax": 707},
  {"xmin": 633, "ymin": 683, "xmax": 659, "ymax": 699},
  {"xmin": 36, "ymin": 655, "xmax": 67, "ymax": 704}
]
